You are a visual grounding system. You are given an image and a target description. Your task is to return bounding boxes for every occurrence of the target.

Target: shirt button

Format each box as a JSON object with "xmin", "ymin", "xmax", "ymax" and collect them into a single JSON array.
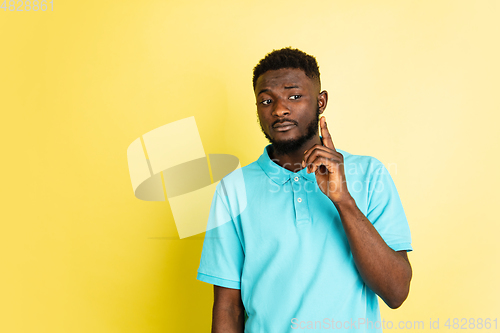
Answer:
[
  {"xmin": 297, "ymin": 197, "xmax": 302, "ymax": 203},
  {"xmin": 294, "ymin": 176, "xmax": 299, "ymax": 181}
]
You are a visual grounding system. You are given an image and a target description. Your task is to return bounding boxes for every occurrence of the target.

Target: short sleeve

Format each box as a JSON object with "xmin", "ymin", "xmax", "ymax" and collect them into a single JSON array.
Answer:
[
  {"xmin": 197, "ymin": 184, "xmax": 245, "ymax": 289},
  {"xmin": 366, "ymin": 162, "xmax": 413, "ymax": 252}
]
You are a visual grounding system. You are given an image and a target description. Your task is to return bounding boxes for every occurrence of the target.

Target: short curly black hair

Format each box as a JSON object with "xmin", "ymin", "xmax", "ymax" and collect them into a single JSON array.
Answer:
[{"xmin": 252, "ymin": 47, "xmax": 320, "ymax": 90}]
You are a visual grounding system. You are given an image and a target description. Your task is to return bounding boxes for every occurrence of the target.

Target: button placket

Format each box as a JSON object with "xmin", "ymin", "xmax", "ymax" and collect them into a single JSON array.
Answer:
[{"xmin": 292, "ymin": 174, "xmax": 311, "ymax": 226}]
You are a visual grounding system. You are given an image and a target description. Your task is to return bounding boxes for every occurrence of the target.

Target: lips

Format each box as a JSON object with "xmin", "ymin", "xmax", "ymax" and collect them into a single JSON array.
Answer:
[{"xmin": 273, "ymin": 121, "xmax": 296, "ymax": 132}]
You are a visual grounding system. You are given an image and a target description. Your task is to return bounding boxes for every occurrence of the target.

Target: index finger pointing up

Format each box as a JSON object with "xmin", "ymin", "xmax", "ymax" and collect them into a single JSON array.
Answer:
[{"xmin": 320, "ymin": 116, "xmax": 336, "ymax": 151}]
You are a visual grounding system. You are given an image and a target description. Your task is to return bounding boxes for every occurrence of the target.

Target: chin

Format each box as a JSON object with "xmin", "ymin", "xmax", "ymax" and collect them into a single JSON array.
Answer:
[{"xmin": 270, "ymin": 137, "xmax": 307, "ymax": 155}]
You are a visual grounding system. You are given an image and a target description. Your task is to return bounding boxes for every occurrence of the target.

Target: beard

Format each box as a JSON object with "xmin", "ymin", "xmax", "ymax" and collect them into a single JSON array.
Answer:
[{"xmin": 260, "ymin": 107, "xmax": 321, "ymax": 156}]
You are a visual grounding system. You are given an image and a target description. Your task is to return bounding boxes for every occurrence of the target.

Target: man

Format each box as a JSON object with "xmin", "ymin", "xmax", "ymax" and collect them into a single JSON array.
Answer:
[{"xmin": 197, "ymin": 47, "xmax": 412, "ymax": 332}]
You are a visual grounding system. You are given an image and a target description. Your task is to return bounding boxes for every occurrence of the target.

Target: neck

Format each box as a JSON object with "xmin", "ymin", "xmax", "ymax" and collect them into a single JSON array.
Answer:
[{"xmin": 269, "ymin": 135, "xmax": 323, "ymax": 172}]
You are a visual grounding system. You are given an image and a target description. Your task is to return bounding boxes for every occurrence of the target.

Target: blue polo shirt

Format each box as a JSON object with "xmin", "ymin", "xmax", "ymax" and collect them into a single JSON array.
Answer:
[{"xmin": 197, "ymin": 142, "xmax": 412, "ymax": 332}]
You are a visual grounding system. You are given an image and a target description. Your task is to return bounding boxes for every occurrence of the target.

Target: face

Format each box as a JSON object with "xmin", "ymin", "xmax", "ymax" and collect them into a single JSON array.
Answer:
[{"xmin": 254, "ymin": 68, "xmax": 327, "ymax": 155}]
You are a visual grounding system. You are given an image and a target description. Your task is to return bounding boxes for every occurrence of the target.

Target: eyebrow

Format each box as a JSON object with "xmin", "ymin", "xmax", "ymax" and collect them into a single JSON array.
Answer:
[
  {"xmin": 257, "ymin": 88, "xmax": 269, "ymax": 96},
  {"xmin": 257, "ymin": 85, "xmax": 300, "ymax": 96}
]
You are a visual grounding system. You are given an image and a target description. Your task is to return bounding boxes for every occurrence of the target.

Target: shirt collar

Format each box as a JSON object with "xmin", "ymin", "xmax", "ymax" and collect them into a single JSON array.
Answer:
[{"xmin": 257, "ymin": 141, "xmax": 319, "ymax": 185}]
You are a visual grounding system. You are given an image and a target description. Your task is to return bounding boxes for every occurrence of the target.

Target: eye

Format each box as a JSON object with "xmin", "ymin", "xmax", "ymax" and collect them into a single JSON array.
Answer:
[
  {"xmin": 260, "ymin": 99, "xmax": 272, "ymax": 105},
  {"xmin": 289, "ymin": 95, "xmax": 302, "ymax": 100}
]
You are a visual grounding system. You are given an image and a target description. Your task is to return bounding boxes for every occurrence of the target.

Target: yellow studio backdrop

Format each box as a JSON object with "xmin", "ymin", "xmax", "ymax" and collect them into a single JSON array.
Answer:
[{"xmin": 1, "ymin": 0, "xmax": 499, "ymax": 332}]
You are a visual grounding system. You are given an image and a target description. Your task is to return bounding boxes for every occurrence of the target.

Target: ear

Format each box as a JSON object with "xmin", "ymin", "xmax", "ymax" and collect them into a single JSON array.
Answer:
[{"xmin": 318, "ymin": 90, "xmax": 328, "ymax": 113}]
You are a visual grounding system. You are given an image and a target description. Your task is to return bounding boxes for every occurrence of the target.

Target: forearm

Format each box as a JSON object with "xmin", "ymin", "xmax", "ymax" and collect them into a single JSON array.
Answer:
[
  {"xmin": 334, "ymin": 195, "xmax": 412, "ymax": 309},
  {"xmin": 212, "ymin": 302, "xmax": 245, "ymax": 333}
]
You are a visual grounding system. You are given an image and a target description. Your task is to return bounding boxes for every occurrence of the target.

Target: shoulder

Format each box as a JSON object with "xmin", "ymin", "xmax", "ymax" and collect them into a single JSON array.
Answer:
[{"xmin": 215, "ymin": 160, "xmax": 261, "ymax": 196}]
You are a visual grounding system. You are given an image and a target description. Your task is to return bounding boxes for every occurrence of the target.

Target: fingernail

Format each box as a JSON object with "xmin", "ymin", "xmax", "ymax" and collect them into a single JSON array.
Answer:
[{"xmin": 302, "ymin": 160, "xmax": 305, "ymax": 167}]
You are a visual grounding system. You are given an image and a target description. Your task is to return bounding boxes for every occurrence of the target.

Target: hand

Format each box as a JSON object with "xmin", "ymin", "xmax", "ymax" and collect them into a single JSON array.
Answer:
[{"xmin": 302, "ymin": 116, "xmax": 352, "ymax": 204}]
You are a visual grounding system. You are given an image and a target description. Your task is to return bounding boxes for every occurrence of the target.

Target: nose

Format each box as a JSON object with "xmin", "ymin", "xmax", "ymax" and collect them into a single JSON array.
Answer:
[{"xmin": 272, "ymin": 98, "xmax": 290, "ymax": 117}]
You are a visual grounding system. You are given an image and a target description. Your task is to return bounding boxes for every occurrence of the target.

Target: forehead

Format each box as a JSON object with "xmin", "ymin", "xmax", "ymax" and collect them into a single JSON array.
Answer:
[{"xmin": 254, "ymin": 68, "xmax": 315, "ymax": 94}]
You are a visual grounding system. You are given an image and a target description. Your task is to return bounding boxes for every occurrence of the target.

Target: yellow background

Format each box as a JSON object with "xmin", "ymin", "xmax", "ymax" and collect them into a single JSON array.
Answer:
[{"xmin": 1, "ymin": 0, "xmax": 499, "ymax": 332}]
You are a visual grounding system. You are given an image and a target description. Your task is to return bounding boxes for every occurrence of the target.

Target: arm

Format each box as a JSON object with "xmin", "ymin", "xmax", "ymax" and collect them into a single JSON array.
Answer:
[
  {"xmin": 212, "ymin": 285, "xmax": 245, "ymax": 333},
  {"xmin": 303, "ymin": 116, "xmax": 412, "ymax": 309},
  {"xmin": 334, "ymin": 197, "xmax": 412, "ymax": 308}
]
